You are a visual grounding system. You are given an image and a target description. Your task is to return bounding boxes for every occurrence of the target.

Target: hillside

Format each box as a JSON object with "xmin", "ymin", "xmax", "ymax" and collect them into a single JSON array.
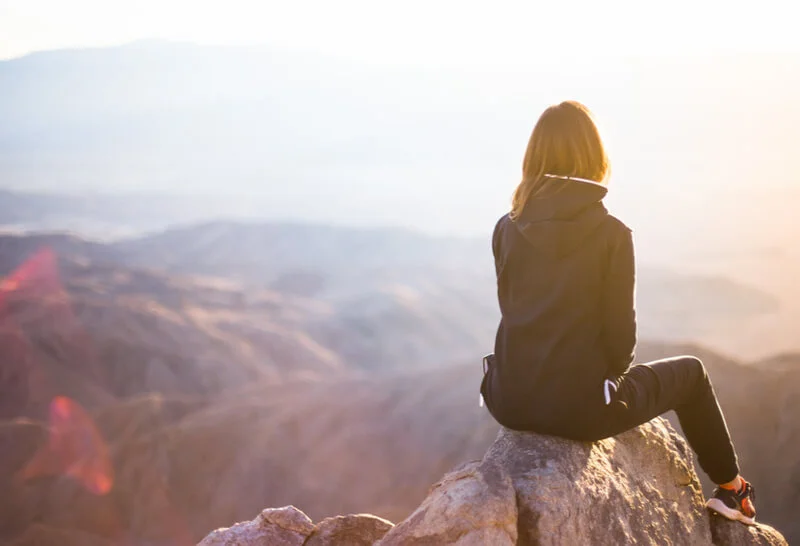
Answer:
[
  {"xmin": 199, "ymin": 419, "xmax": 788, "ymax": 546},
  {"xmin": 1, "ymin": 345, "xmax": 799, "ymax": 544},
  {"xmin": 0, "ymin": 189, "xmax": 235, "ymax": 240},
  {"xmin": 0, "ymin": 236, "xmax": 354, "ymax": 420},
  {"xmin": 1, "ymin": 223, "xmax": 783, "ymax": 365},
  {"xmin": 115, "ymin": 221, "xmax": 781, "ymax": 354},
  {"xmin": 0, "ymin": 229, "xmax": 797, "ymax": 545}
]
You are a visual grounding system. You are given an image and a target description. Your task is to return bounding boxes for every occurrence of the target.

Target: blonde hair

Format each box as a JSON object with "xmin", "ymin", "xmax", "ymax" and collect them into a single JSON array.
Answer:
[{"xmin": 511, "ymin": 101, "xmax": 610, "ymax": 219}]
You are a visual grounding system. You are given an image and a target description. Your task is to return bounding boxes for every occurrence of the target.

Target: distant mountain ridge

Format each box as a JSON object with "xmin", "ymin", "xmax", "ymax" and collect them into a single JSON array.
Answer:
[
  {"xmin": 0, "ymin": 222, "xmax": 782, "ymax": 360},
  {"xmin": 0, "ymin": 189, "xmax": 247, "ymax": 239},
  {"xmin": 0, "ymin": 228, "xmax": 797, "ymax": 544},
  {"xmin": 2, "ymin": 344, "xmax": 798, "ymax": 544},
  {"xmin": 0, "ymin": 228, "xmax": 498, "ymax": 413}
]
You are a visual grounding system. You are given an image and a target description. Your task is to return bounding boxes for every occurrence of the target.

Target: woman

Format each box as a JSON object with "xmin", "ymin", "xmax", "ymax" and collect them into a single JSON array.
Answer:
[{"xmin": 480, "ymin": 100, "xmax": 756, "ymax": 525}]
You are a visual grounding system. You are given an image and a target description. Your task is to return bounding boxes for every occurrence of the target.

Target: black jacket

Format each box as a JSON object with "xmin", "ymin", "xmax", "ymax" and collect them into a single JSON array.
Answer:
[{"xmin": 481, "ymin": 177, "xmax": 636, "ymax": 433}]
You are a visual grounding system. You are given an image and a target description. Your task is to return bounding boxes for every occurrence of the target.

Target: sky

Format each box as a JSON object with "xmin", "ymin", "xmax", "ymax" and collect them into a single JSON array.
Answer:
[
  {"xmin": 2, "ymin": 0, "xmax": 799, "ymax": 64},
  {"xmin": 1, "ymin": 0, "xmax": 799, "ymax": 251}
]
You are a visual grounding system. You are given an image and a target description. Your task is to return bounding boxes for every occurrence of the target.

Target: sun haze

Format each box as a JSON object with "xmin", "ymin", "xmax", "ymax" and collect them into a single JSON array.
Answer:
[{"xmin": 1, "ymin": 0, "xmax": 798, "ymax": 62}]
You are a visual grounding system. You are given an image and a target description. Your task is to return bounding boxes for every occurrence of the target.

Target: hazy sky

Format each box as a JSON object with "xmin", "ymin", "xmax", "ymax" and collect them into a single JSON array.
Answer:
[
  {"xmin": 2, "ymin": 0, "xmax": 798, "ymax": 63},
  {"xmin": 2, "ymin": 0, "xmax": 799, "ymax": 255}
]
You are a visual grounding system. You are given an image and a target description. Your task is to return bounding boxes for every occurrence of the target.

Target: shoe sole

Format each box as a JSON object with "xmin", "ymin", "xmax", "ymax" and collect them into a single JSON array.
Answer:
[{"xmin": 706, "ymin": 498, "xmax": 756, "ymax": 526}]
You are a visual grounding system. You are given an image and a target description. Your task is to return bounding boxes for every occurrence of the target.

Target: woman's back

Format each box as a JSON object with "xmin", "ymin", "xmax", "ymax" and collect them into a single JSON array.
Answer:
[{"xmin": 484, "ymin": 176, "xmax": 635, "ymax": 433}]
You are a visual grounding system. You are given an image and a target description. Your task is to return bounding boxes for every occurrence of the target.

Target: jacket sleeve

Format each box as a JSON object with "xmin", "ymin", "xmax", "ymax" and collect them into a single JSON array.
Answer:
[
  {"xmin": 602, "ymin": 226, "xmax": 637, "ymax": 377},
  {"xmin": 491, "ymin": 216, "xmax": 505, "ymax": 277}
]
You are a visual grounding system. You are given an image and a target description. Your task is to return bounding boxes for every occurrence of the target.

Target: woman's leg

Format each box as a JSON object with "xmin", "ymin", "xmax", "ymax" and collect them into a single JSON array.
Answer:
[{"xmin": 606, "ymin": 356, "xmax": 740, "ymax": 485}]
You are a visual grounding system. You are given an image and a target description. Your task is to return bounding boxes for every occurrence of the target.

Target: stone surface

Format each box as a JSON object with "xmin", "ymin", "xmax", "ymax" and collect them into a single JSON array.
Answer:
[
  {"xmin": 711, "ymin": 515, "xmax": 788, "ymax": 546},
  {"xmin": 196, "ymin": 508, "xmax": 394, "ymax": 546},
  {"xmin": 378, "ymin": 460, "xmax": 516, "ymax": 546},
  {"xmin": 196, "ymin": 418, "xmax": 788, "ymax": 546},
  {"xmin": 198, "ymin": 506, "xmax": 314, "ymax": 546},
  {"xmin": 378, "ymin": 418, "xmax": 788, "ymax": 546},
  {"xmin": 304, "ymin": 514, "xmax": 394, "ymax": 546}
]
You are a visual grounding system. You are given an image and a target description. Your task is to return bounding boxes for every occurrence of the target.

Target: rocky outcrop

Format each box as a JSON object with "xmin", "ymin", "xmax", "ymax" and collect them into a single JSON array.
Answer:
[
  {"xmin": 379, "ymin": 459, "xmax": 517, "ymax": 545},
  {"xmin": 198, "ymin": 418, "xmax": 787, "ymax": 546},
  {"xmin": 710, "ymin": 515, "xmax": 790, "ymax": 546},
  {"xmin": 197, "ymin": 507, "xmax": 393, "ymax": 546},
  {"xmin": 305, "ymin": 514, "xmax": 394, "ymax": 546},
  {"xmin": 198, "ymin": 506, "xmax": 315, "ymax": 546},
  {"xmin": 379, "ymin": 418, "xmax": 786, "ymax": 546}
]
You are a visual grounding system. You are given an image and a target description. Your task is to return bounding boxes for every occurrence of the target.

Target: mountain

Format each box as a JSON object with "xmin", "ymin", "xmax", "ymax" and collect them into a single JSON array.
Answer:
[
  {"xmin": 0, "ymin": 189, "xmax": 247, "ymax": 240},
  {"xmin": 3, "ymin": 38, "xmax": 799, "ymax": 546},
  {"xmin": 2, "ymin": 345, "xmax": 798, "ymax": 544},
  {"xmin": 114, "ymin": 220, "xmax": 781, "ymax": 354},
  {"xmin": 0, "ymin": 229, "xmax": 797, "ymax": 544},
  {"xmin": 113, "ymin": 346, "xmax": 800, "ymax": 543},
  {"xmin": 3, "ymin": 41, "xmax": 800, "ymax": 357},
  {"xmin": 0, "ymin": 234, "xmax": 358, "ymax": 420},
  {"xmin": 0, "ymin": 224, "xmax": 785, "ymax": 381},
  {"xmin": 0, "ymin": 230, "xmax": 499, "ymax": 380},
  {"xmin": 116, "ymin": 220, "xmax": 491, "ymax": 292},
  {"xmin": 198, "ymin": 419, "xmax": 788, "ymax": 546}
]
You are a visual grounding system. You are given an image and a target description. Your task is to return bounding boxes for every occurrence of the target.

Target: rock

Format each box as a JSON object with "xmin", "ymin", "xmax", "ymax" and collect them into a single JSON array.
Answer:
[
  {"xmin": 711, "ymin": 515, "xmax": 788, "ymax": 546},
  {"xmin": 378, "ymin": 417, "xmax": 788, "ymax": 546},
  {"xmin": 196, "ymin": 507, "xmax": 393, "ymax": 546},
  {"xmin": 378, "ymin": 461, "xmax": 517, "ymax": 546},
  {"xmin": 198, "ymin": 505, "xmax": 314, "ymax": 546},
  {"xmin": 197, "ymin": 418, "xmax": 788, "ymax": 546},
  {"xmin": 305, "ymin": 514, "xmax": 394, "ymax": 546}
]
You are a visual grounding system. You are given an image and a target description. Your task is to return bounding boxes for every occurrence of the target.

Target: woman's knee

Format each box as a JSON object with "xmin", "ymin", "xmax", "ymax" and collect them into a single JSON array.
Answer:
[{"xmin": 680, "ymin": 355, "xmax": 709, "ymax": 385}]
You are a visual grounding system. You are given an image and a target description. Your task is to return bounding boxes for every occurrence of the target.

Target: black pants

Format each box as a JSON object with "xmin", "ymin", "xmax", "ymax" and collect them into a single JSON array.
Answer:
[{"xmin": 596, "ymin": 356, "xmax": 740, "ymax": 485}]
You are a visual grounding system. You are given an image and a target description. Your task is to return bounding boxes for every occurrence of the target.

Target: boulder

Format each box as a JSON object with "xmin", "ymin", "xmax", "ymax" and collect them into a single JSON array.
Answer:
[
  {"xmin": 198, "ymin": 506, "xmax": 314, "ymax": 546},
  {"xmin": 197, "ymin": 418, "xmax": 788, "ymax": 546},
  {"xmin": 378, "ymin": 418, "xmax": 787, "ymax": 546},
  {"xmin": 197, "ymin": 507, "xmax": 393, "ymax": 546},
  {"xmin": 711, "ymin": 515, "xmax": 790, "ymax": 546},
  {"xmin": 377, "ymin": 460, "xmax": 517, "ymax": 546},
  {"xmin": 305, "ymin": 514, "xmax": 394, "ymax": 546}
]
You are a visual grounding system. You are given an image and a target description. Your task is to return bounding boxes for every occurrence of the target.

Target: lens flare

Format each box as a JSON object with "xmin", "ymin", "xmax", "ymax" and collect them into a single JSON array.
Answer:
[
  {"xmin": 1, "ymin": 246, "xmax": 106, "ymax": 412},
  {"xmin": 18, "ymin": 396, "xmax": 114, "ymax": 495},
  {"xmin": 0, "ymin": 278, "xmax": 19, "ymax": 292},
  {"xmin": 4, "ymin": 247, "xmax": 195, "ymax": 542},
  {"xmin": 0, "ymin": 247, "xmax": 60, "ymax": 301},
  {"xmin": 3, "ymin": 248, "xmax": 112, "ymax": 493}
]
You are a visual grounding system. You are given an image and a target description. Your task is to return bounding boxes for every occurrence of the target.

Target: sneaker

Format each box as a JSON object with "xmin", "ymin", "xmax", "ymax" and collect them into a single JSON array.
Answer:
[{"xmin": 706, "ymin": 479, "xmax": 757, "ymax": 525}]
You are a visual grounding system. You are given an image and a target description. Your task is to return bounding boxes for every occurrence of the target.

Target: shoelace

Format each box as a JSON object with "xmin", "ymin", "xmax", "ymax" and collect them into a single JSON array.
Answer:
[{"xmin": 741, "ymin": 482, "xmax": 756, "ymax": 503}]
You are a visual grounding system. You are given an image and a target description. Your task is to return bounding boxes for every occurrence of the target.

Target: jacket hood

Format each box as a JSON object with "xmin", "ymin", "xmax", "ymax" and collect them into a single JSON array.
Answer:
[{"xmin": 513, "ymin": 176, "xmax": 609, "ymax": 257}]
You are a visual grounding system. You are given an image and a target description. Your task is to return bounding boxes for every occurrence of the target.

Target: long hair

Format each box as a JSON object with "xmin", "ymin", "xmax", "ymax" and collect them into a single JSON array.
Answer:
[{"xmin": 510, "ymin": 101, "xmax": 610, "ymax": 219}]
